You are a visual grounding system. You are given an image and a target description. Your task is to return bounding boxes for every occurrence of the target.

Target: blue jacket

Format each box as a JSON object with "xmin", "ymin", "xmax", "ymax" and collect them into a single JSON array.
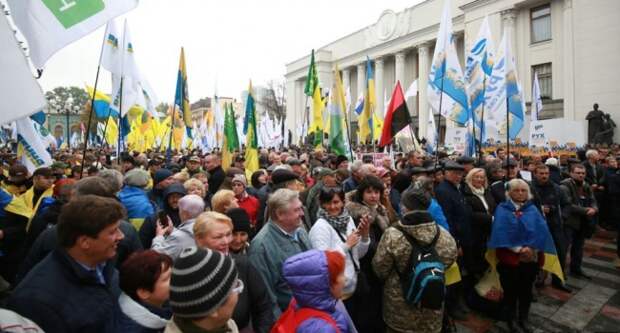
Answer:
[
  {"xmin": 342, "ymin": 177, "xmax": 358, "ymax": 193},
  {"xmin": 119, "ymin": 186, "xmax": 156, "ymax": 230},
  {"xmin": 428, "ymin": 198, "xmax": 450, "ymax": 232},
  {"xmin": 283, "ymin": 250, "xmax": 351, "ymax": 333},
  {"xmin": 8, "ymin": 249, "xmax": 121, "ymax": 333},
  {"xmin": 488, "ymin": 200, "xmax": 554, "ymax": 252}
]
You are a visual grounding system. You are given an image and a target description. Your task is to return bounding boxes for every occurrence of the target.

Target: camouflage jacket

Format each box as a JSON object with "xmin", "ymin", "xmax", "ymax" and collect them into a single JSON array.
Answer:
[{"xmin": 372, "ymin": 210, "xmax": 457, "ymax": 333}]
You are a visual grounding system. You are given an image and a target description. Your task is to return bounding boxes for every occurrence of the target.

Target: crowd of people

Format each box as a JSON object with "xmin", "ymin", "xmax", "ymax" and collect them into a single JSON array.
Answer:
[{"xmin": 0, "ymin": 144, "xmax": 619, "ymax": 333}]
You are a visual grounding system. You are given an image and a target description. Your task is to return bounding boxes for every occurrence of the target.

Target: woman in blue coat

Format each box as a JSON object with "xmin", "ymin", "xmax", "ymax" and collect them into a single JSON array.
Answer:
[{"xmin": 282, "ymin": 249, "xmax": 354, "ymax": 333}]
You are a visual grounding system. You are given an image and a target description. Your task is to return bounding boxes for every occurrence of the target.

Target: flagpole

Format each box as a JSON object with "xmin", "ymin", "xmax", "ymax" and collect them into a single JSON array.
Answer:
[
  {"xmin": 341, "ymin": 91, "xmax": 354, "ymax": 161},
  {"xmin": 301, "ymin": 96, "xmax": 309, "ymax": 146},
  {"xmin": 478, "ymin": 77, "xmax": 486, "ymax": 165},
  {"xmin": 435, "ymin": 75, "xmax": 445, "ymax": 165},
  {"xmin": 79, "ymin": 26, "xmax": 108, "ymax": 176},
  {"xmin": 505, "ymin": 95, "xmax": 510, "ymax": 175},
  {"xmin": 117, "ymin": 78, "xmax": 124, "ymax": 159}
]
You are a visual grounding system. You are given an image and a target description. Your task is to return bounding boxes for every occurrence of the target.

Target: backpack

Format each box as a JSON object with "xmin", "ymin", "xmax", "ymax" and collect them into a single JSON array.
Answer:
[
  {"xmin": 271, "ymin": 298, "xmax": 341, "ymax": 333},
  {"xmin": 395, "ymin": 224, "xmax": 445, "ymax": 310}
]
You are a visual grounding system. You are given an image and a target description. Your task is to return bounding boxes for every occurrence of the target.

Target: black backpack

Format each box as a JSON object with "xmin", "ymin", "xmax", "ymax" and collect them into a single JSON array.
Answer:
[{"xmin": 395, "ymin": 225, "xmax": 445, "ymax": 310}]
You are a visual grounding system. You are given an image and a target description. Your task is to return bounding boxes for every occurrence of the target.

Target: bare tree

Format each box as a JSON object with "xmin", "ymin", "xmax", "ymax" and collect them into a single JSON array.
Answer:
[{"xmin": 258, "ymin": 79, "xmax": 286, "ymax": 122}]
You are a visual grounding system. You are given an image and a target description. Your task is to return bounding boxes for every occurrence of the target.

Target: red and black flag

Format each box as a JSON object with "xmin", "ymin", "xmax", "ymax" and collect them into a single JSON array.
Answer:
[{"xmin": 379, "ymin": 81, "xmax": 410, "ymax": 147}]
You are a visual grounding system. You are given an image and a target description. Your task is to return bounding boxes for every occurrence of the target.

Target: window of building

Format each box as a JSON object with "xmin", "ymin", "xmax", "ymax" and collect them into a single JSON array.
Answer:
[
  {"xmin": 531, "ymin": 4, "xmax": 551, "ymax": 43},
  {"xmin": 532, "ymin": 63, "xmax": 552, "ymax": 99}
]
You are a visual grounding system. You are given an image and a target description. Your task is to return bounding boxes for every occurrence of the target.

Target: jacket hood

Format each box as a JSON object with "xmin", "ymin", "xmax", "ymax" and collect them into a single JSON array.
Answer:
[
  {"xmin": 163, "ymin": 183, "xmax": 186, "ymax": 199},
  {"xmin": 282, "ymin": 249, "xmax": 337, "ymax": 312},
  {"xmin": 398, "ymin": 210, "xmax": 439, "ymax": 246}
]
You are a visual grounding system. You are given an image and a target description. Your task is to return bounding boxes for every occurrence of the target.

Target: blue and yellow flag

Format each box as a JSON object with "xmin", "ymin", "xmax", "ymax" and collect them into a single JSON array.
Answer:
[
  {"xmin": 359, "ymin": 57, "xmax": 376, "ymax": 142},
  {"xmin": 486, "ymin": 201, "xmax": 564, "ymax": 282},
  {"xmin": 86, "ymin": 86, "xmax": 119, "ymax": 119},
  {"xmin": 175, "ymin": 48, "xmax": 192, "ymax": 139},
  {"xmin": 244, "ymin": 81, "xmax": 259, "ymax": 180}
]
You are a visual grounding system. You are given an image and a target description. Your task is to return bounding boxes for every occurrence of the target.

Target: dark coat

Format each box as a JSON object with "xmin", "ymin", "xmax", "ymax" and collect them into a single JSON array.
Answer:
[
  {"xmin": 139, "ymin": 184, "xmax": 184, "ymax": 248},
  {"xmin": 584, "ymin": 162, "xmax": 605, "ymax": 187},
  {"xmin": 232, "ymin": 255, "xmax": 275, "ymax": 333},
  {"xmin": 605, "ymin": 167, "xmax": 620, "ymax": 221},
  {"xmin": 435, "ymin": 180, "xmax": 471, "ymax": 249},
  {"xmin": 548, "ymin": 165, "xmax": 562, "ymax": 185},
  {"xmin": 23, "ymin": 199, "xmax": 63, "ymax": 255},
  {"xmin": 8, "ymin": 249, "xmax": 121, "ymax": 333},
  {"xmin": 16, "ymin": 220, "xmax": 142, "ymax": 283},
  {"xmin": 560, "ymin": 178, "xmax": 597, "ymax": 231},
  {"xmin": 115, "ymin": 293, "xmax": 171, "ymax": 333},
  {"xmin": 207, "ymin": 166, "xmax": 226, "ymax": 195},
  {"xmin": 462, "ymin": 184, "xmax": 496, "ymax": 275},
  {"xmin": 531, "ymin": 179, "xmax": 566, "ymax": 227},
  {"xmin": 490, "ymin": 180, "xmax": 507, "ymax": 204}
]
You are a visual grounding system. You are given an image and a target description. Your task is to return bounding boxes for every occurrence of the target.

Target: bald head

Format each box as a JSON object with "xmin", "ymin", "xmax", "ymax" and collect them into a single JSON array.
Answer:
[{"xmin": 178, "ymin": 194, "xmax": 205, "ymax": 220}]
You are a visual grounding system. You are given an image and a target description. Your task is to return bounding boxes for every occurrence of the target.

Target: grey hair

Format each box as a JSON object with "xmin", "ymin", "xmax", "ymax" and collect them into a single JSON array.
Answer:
[
  {"xmin": 350, "ymin": 160, "xmax": 364, "ymax": 173},
  {"xmin": 178, "ymin": 194, "xmax": 205, "ymax": 219},
  {"xmin": 267, "ymin": 188, "xmax": 299, "ymax": 221},
  {"xmin": 585, "ymin": 149, "xmax": 598, "ymax": 159},
  {"xmin": 97, "ymin": 169, "xmax": 123, "ymax": 193},
  {"xmin": 504, "ymin": 178, "xmax": 533, "ymax": 201}
]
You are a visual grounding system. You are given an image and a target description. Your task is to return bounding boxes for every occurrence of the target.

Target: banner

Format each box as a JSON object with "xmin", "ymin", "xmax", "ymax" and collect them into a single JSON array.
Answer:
[
  {"xmin": 528, "ymin": 119, "xmax": 586, "ymax": 149},
  {"xmin": 444, "ymin": 127, "xmax": 469, "ymax": 153}
]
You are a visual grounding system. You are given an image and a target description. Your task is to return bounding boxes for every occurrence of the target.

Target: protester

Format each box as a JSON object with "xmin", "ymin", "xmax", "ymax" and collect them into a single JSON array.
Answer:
[
  {"xmin": 165, "ymin": 247, "xmax": 241, "ymax": 333},
  {"xmin": 1, "ymin": 164, "xmax": 29, "ymax": 196},
  {"xmin": 248, "ymin": 188, "xmax": 312, "ymax": 315},
  {"xmin": 149, "ymin": 169, "xmax": 176, "ymax": 209},
  {"xmin": 488, "ymin": 179, "xmax": 553, "ymax": 333},
  {"xmin": 8, "ymin": 195, "xmax": 125, "ymax": 333},
  {"xmin": 193, "ymin": 211, "xmax": 275, "ymax": 333},
  {"xmin": 140, "ymin": 183, "xmax": 186, "ymax": 248},
  {"xmin": 281, "ymin": 250, "xmax": 354, "ymax": 332},
  {"xmin": 226, "ymin": 208, "xmax": 252, "ymax": 254},
  {"xmin": 211, "ymin": 189, "xmax": 240, "ymax": 214},
  {"xmin": 119, "ymin": 169, "xmax": 157, "ymax": 230},
  {"xmin": 604, "ymin": 157, "xmax": 620, "ymax": 268},
  {"xmin": 117, "ymin": 250, "xmax": 173, "ymax": 333},
  {"xmin": 205, "ymin": 154, "xmax": 226, "ymax": 194},
  {"xmin": 183, "ymin": 178, "xmax": 212, "ymax": 211},
  {"xmin": 231, "ymin": 174, "xmax": 259, "ymax": 227},
  {"xmin": 373, "ymin": 189, "xmax": 457, "ymax": 333},
  {"xmin": 151, "ymin": 194, "xmax": 204, "ymax": 260},
  {"xmin": 560, "ymin": 164, "xmax": 598, "ymax": 279}
]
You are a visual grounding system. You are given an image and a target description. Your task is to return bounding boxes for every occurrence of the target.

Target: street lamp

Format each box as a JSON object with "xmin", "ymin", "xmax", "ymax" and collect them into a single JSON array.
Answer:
[{"xmin": 49, "ymin": 96, "xmax": 81, "ymax": 148}]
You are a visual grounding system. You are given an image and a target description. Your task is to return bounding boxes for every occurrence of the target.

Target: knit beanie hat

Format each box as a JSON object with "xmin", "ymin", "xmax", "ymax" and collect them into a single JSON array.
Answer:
[
  {"xmin": 153, "ymin": 168, "xmax": 174, "ymax": 186},
  {"xmin": 170, "ymin": 247, "xmax": 238, "ymax": 318},
  {"xmin": 124, "ymin": 169, "xmax": 150, "ymax": 188},
  {"xmin": 231, "ymin": 174, "xmax": 247, "ymax": 187},
  {"xmin": 401, "ymin": 188, "xmax": 431, "ymax": 211},
  {"xmin": 226, "ymin": 208, "xmax": 251, "ymax": 233}
]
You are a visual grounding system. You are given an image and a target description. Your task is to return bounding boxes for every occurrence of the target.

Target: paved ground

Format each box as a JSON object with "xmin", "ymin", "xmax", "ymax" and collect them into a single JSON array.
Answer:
[{"xmin": 456, "ymin": 228, "xmax": 620, "ymax": 333}]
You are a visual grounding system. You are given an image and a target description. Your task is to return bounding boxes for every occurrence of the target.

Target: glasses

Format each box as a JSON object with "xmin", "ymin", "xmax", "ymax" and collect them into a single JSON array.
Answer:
[{"xmin": 231, "ymin": 278, "xmax": 244, "ymax": 294}]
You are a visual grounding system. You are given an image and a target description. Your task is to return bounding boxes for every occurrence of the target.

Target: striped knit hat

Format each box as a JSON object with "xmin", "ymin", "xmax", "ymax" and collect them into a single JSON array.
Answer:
[{"xmin": 169, "ymin": 247, "xmax": 238, "ymax": 318}]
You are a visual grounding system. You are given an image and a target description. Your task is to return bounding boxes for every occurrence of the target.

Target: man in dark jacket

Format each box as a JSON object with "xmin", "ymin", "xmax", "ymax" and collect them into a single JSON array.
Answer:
[
  {"xmin": 205, "ymin": 154, "xmax": 225, "ymax": 195},
  {"xmin": 560, "ymin": 164, "xmax": 598, "ymax": 279},
  {"xmin": 140, "ymin": 183, "xmax": 186, "ymax": 248},
  {"xmin": 490, "ymin": 159, "xmax": 519, "ymax": 203},
  {"xmin": 434, "ymin": 160, "xmax": 470, "ymax": 320},
  {"xmin": 531, "ymin": 164, "xmax": 571, "ymax": 292},
  {"xmin": 148, "ymin": 168, "xmax": 175, "ymax": 209},
  {"xmin": 8, "ymin": 195, "xmax": 126, "ymax": 333}
]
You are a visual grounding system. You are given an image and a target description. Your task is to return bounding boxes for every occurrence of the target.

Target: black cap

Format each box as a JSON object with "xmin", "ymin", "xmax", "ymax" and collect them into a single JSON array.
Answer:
[
  {"xmin": 443, "ymin": 161, "xmax": 465, "ymax": 171},
  {"xmin": 456, "ymin": 156, "xmax": 475, "ymax": 164},
  {"xmin": 286, "ymin": 158, "xmax": 302, "ymax": 166},
  {"xmin": 502, "ymin": 159, "xmax": 518, "ymax": 168},
  {"xmin": 226, "ymin": 208, "xmax": 251, "ymax": 233},
  {"xmin": 411, "ymin": 167, "xmax": 428, "ymax": 175},
  {"xmin": 32, "ymin": 167, "xmax": 53, "ymax": 177},
  {"xmin": 271, "ymin": 169, "xmax": 300, "ymax": 185}
]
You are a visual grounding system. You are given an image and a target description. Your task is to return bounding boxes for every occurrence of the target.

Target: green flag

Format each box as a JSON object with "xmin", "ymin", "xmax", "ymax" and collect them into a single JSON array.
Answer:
[
  {"xmin": 304, "ymin": 49, "xmax": 318, "ymax": 97},
  {"xmin": 225, "ymin": 103, "xmax": 239, "ymax": 151}
]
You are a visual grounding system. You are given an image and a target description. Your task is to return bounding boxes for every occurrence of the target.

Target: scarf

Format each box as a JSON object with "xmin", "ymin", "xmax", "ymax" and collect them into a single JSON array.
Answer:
[
  {"xmin": 468, "ymin": 183, "xmax": 489, "ymax": 211},
  {"xmin": 317, "ymin": 207, "xmax": 351, "ymax": 234}
]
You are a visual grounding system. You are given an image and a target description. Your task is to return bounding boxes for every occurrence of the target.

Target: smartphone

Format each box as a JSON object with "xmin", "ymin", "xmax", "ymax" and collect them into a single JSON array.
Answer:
[{"xmin": 157, "ymin": 211, "xmax": 168, "ymax": 227}]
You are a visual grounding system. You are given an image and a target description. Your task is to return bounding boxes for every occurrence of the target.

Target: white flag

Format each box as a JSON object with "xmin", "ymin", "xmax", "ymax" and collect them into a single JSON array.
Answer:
[
  {"xmin": 428, "ymin": 0, "xmax": 469, "ymax": 125},
  {"xmin": 405, "ymin": 79, "xmax": 418, "ymax": 100},
  {"xmin": 0, "ymin": 14, "xmax": 46, "ymax": 125},
  {"xmin": 100, "ymin": 20, "xmax": 122, "ymax": 76},
  {"xmin": 7, "ymin": 0, "xmax": 138, "ymax": 68},
  {"xmin": 426, "ymin": 109, "xmax": 437, "ymax": 153},
  {"xmin": 531, "ymin": 72, "xmax": 543, "ymax": 121},
  {"xmin": 16, "ymin": 117, "xmax": 53, "ymax": 173}
]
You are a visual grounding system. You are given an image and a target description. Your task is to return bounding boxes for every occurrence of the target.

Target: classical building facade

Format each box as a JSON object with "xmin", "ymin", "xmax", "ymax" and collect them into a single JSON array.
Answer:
[{"xmin": 284, "ymin": 0, "xmax": 620, "ymax": 144}]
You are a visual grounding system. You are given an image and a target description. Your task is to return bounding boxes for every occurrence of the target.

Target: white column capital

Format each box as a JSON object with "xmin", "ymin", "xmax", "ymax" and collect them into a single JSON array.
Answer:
[
  {"xmin": 501, "ymin": 8, "xmax": 517, "ymax": 24},
  {"xmin": 395, "ymin": 51, "xmax": 406, "ymax": 62},
  {"xmin": 375, "ymin": 57, "xmax": 385, "ymax": 66},
  {"xmin": 417, "ymin": 42, "xmax": 431, "ymax": 56},
  {"xmin": 563, "ymin": 0, "xmax": 573, "ymax": 10}
]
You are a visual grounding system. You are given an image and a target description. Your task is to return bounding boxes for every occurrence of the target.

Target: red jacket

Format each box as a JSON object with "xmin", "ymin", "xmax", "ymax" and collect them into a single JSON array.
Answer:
[{"xmin": 237, "ymin": 194, "xmax": 259, "ymax": 226}]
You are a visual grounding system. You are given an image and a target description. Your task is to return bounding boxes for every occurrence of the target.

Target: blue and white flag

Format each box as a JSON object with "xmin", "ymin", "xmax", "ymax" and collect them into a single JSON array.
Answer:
[
  {"xmin": 354, "ymin": 92, "xmax": 364, "ymax": 115},
  {"xmin": 531, "ymin": 72, "xmax": 543, "ymax": 121},
  {"xmin": 465, "ymin": 16, "xmax": 495, "ymax": 142},
  {"xmin": 15, "ymin": 117, "xmax": 52, "ymax": 173},
  {"xmin": 485, "ymin": 31, "xmax": 525, "ymax": 140},
  {"xmin": 428, "ymin": 0, "xmax": 469, "ymax": 126},
  {"xmin": 426, "ymin": 109, "xmax": 437, "ymax": 153}
]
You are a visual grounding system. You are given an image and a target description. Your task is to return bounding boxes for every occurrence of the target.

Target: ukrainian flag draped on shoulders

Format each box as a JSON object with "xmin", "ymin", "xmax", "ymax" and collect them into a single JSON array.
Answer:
[
  {"xmin": 486, "ymin": 200, "xmax": 564, "ymax": 281},
  {"xmin": 244, "ymin": 81, "xmax": 259, "ymax": 180}
]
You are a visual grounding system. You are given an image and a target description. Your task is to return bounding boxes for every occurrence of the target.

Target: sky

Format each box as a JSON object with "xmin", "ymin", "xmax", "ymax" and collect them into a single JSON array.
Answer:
[{"xmin": 21, "ymin": 0, "xmax": 423, "ymax": 104}]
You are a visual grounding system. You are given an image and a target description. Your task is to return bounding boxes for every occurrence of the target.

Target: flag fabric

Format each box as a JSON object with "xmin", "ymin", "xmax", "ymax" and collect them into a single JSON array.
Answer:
[
  {"xmin": 354, "ymin": 92, "xmax": 364, "ymax": 115},
  {"xmin": 486, "ymin": 201, "xmax": 565, "ymax": 287},
  {"xmin": 109, "ymin": 22, "xmax": 141, "ymax": 117},
  {"xmin": 244, "ymin": 82, "xmax": 259, "ymax": 180},
  {"xmin": 426, "ymin": 109, "xmax": 437, "ymax": 153},
  {"xmin": 310, "ymin": 85, "xmax": 324, "ymax": 147},
  {"xmin": 175, "ymin": 48, "xmax": 192, "ymax": 139},
  {"xmin": 359, "ymin": 57, "xmax": 376, "ymax": 142},
  {"xmin": 0, "ymin": 14, "xmax": 47, "ymax": 125},
  {"xmin": 379, "ymin": 81, "xmax": 410, "ymax": 147},
  {"xmin": 465, "ymin": 16, "xmax": 495, "ymax": 143},
  {"xmin": 328, "ymin": 65, "xmax": 347, "ymax": 156},
  {"xmin": 29, "ymin": 111, "xmax": 46, "ymax": 126},
  {"xmin": 531, "ymin": 72, "xmax": 543, "ymax": 121},
  {"xmin": 428, "ymin": 0, "xmax": 469, "ymax": 126},
  {"xmin": 304, "ymin": 50, "xmax": 318, "ymax": 96},
  {"xmin": 222, "ymin": 103, "xmax": 238, "ymax": 170},
  {"xmin": 213, "ymin": 94, "xmax": 225, "ymax": 148},
  {"xmin": 15, "ymin": 117, "xmax": 53, "ymax": 174},
  {"xmin": 6, "ymin": 0, "xmax": 138, "ymax": 68},
  {"xmin": 404, "ymin": 79, "xmax": 418, "ymax": 100},
  {"xmin": 86, "ymin": 85, "xmax": 119, "ymax": 119},
  {"xmin": 486, "ymin": 31, "xmax": 525, "ymax": 140},
  {"xmin": 100, "ymin": 20, "xmax": 122, "ymax": 76}
]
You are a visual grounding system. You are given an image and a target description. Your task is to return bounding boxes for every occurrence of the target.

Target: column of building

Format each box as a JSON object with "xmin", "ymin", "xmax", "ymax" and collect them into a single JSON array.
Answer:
[
  {"xmin": 562, "ymin": 0, "xmax": 575, "ymax": 120},
  {"xmin": 374, "ymin": 57, "xmax": 384, "ymax": 118},
  {"xmin": 418, "ymin": 43, "xmax": 431, "ymax": 138}
]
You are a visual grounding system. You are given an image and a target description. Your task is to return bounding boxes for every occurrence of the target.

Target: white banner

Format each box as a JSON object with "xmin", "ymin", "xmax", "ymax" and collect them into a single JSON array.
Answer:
[
  {"xmin": 444, "ymin": 127, "xmax": 468, "ymax": 153},
  {"xmin": 528, "ymin": 119, "xmax": 586, "ymax": 149}
]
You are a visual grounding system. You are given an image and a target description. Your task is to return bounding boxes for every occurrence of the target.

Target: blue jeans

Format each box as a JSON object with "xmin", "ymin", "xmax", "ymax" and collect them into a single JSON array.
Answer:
[{"xmin": 565, "ymin": 226, "xmax": 585, "ymax": 273}]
